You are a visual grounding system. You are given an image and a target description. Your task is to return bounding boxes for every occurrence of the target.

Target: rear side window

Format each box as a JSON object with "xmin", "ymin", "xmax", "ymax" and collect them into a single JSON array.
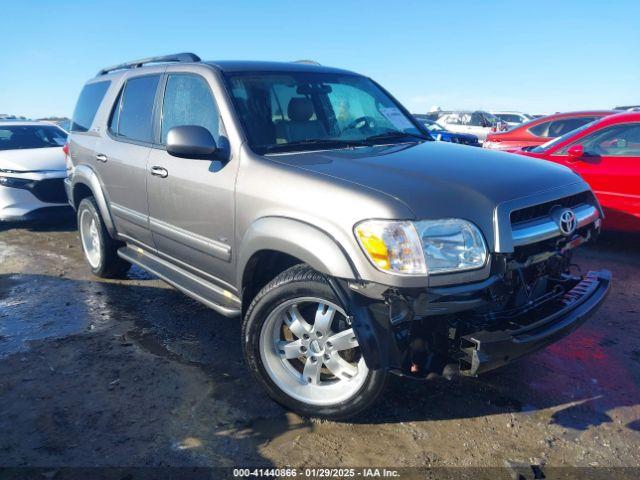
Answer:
[
  {"xmin": 528, "ymin": 121, "xmax": 551, "ymax": 137},
  {"xmin": 548, "ymin": 117, "xmax": 595, "ymax": 137},
  {"xmin": 160, "ymin": 74, "xmax": 220, "ymax": 144},
  {"xmin": 71, "ymin": 81, "xmax": 111, "ymax": 132},
  {"xmin": 111, "ymin": 75, "xmax": 161, "ymax": 143}
]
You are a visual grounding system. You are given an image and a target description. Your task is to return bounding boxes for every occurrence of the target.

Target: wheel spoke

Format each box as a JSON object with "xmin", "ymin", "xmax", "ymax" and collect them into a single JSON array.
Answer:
[
  {"xmin": 303, "ymin": 357, "xmax": 322, "ymax": 385},
  {"xmin": 284, "ymin": 305, "xmax": 312, "ymax": 339},
  {"xmin": 313, "ymin": 303, "xmax": 336, "ymax": 336},
  {"xmin": 276, "ymin": 339, "xmax": 304, "ymax": 360},
  {"xmin": 326, "ymin": 328, "xmax": 358, "ymax": 352},
  {"xmin": 324, "ymin": 352, "xmax": 358, "ymax": 380}
]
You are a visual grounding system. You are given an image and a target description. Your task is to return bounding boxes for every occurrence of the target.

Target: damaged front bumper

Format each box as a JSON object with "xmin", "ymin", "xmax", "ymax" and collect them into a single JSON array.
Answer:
[
  {"xmin": 335, "ymin": 268, "xmax": 611, "ymax": 378},
  {"xmin": 458, "ymin": 269, "xmax": 610, "ymax": 376}
]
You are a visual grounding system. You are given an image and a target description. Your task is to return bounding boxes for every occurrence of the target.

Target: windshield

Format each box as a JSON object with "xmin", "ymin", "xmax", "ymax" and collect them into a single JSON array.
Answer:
[
  {"xmin": 225, "ymin": 72, "xmax": 427, "ymax": 154},
  {"xmin": 530, "ymin": 120, "xmax": 597, "ymax": 153},
  {"xmin": 0, "ymin": 125, "xmax": 67, "ymax": 151}
]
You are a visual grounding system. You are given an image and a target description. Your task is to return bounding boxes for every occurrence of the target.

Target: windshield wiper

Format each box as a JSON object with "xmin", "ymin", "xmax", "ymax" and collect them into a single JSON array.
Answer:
[
  {"xmin": 263, "ymin": 138, "xmax": 372, "ymax": 153},
  {"xmin": 364, "ymin": 131, "xmax": 429, "ymax": 143}
]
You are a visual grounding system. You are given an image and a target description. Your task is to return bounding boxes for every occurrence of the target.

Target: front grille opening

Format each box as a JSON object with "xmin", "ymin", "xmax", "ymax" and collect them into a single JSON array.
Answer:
[{"xmin": 510, "ymin": 191, "xmax": 594, "ymax": 225}]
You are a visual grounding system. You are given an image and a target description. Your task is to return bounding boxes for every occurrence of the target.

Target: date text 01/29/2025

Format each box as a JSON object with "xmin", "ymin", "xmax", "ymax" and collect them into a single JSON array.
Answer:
[{"xmin": 232, "ymin": 468, "xmax": 400, "ymax": 478}]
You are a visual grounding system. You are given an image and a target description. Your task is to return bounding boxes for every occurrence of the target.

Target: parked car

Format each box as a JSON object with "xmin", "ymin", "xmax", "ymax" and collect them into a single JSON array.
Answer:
[
  {"xmin": 484, "ymin": 111, "xmax": 616, "ymax": 151},
  {"xmin": 490, "ymin": 111, "xmax": 533, "ymax": 127},
  {"xmin": 0, "ymin": 121, "xmax": 69, "ymax": 221},
  {"xmin": 615, "ymin": 105, "xmax": 640, "ymax": 111},
  {"xmin": 413, "ymin": 115, "xmax": 480, "ymax": 146},
  {"xmin": 66, "ymin": 53, "xmax": 610, "ymax": 419},
  {"xmin": 433, "ymin": 110, "xmax": 503, "ymax": 142},
  {"xmin": 511, "ymin": 112, "xmax": 640, "ymax": 232}
]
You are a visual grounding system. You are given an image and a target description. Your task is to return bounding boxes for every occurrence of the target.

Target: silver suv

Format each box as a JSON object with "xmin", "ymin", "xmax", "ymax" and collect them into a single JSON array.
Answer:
[{"xmin": 65, "ymin": 53, "xmax": 610, "ymax": 419}]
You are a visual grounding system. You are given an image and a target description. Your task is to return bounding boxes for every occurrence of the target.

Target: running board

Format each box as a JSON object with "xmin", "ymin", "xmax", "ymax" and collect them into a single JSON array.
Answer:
[{"xmin": 118, "ymin": 246, "xmax": 242, "ymax": 318}]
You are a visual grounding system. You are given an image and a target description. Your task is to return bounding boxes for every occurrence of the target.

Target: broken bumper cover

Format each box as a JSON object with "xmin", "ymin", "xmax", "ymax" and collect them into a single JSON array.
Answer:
[{"xmin": 458, "ymin": 270, "xmax": 611, "ymax": 376}]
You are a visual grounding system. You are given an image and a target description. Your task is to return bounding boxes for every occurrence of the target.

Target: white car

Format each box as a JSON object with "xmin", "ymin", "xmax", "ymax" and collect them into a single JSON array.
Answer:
[
  {"xmin": 490, "ymin": 111, "xmax": 533, "ymax": 127},
  {"xmin": 0, "ymin": 121, "xmax": 69, "ymax": 221},
  {"xmin": 434, "ymin": 110, "xmax": 503, "ymax": 142}
]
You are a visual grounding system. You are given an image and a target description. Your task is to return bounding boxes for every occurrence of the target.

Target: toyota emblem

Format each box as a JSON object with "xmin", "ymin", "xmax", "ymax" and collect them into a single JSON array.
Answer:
[{"xmin": 558, "ymin": 208, "xmax": 577, "ymax": 236}]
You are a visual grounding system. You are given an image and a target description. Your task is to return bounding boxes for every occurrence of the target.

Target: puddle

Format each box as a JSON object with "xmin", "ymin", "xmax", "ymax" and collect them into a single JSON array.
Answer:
[{"xmin": 0, "ymin": 274, "xmax": 114, "ymax": 358}]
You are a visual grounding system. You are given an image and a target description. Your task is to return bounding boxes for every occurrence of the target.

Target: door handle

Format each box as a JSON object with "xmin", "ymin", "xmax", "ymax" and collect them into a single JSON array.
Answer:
[
  {"xmin": 150, "ymin": 166, "xmax": 168, "ymax": 178},
  {"xmin": 95, "ymin": 154, "xmax": 108, "ymax": 163}
]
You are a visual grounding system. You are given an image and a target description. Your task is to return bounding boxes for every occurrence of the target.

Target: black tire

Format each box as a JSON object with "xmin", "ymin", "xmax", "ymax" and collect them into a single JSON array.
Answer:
[
  {"xmin": 242, "ymin": 264, "xmax": 387, "ymax": 420},
  {"xmin": 77, "ymin": 197, "xmax": 130, "ymax": 278}
]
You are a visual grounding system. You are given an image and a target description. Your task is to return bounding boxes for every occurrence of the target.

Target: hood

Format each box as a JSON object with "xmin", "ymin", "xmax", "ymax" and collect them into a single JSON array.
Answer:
[
  {"xmin": 0, "ymin": 147, "xmax": 66, "ymax": 172},
  {"xmin": 272, "ymin": 141, "xmax": 583, "ymax": 246}
]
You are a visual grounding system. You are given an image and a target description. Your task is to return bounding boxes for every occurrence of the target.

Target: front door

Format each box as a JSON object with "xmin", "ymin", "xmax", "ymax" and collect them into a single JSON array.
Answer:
[
  {"xmin": 146, "ymin": 73, "xmax": 238, "ymax": 288},
  {"xmin": 554, "ymin": 122, "xmax": 640, "ymax": 231}
]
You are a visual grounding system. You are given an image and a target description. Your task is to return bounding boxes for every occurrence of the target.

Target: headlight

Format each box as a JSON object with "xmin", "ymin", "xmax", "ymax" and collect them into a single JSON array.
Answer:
[
  {"xmin": 355, "ymin": 220, "xmax": 427, "ymax": 275},
  {"xmin": 414, "ymin": 219, "xmax": 487, "ymax": 274},
  {"xmin": 355, "ymin": 219, "xmax": 487, "ymax": 276},
  {"xmin": 0, "ymin": 176, "xmax": 32, "ymax": 189}
]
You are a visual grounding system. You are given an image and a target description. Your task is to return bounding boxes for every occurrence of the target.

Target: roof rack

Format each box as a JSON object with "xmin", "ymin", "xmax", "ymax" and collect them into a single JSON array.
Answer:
[
  {"xmin": 97, "ymin": 52, "xmax": 201, "ymax": 76},
  {"xmin": 292, "ymin": 59, "xmax": 321, "ymax": 66}
]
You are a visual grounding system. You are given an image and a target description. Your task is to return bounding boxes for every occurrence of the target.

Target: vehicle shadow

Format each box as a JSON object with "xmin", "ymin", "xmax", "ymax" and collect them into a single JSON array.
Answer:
[{"xmin": 1, "ymin": 272, "xmax": 637, "ymax": 446}]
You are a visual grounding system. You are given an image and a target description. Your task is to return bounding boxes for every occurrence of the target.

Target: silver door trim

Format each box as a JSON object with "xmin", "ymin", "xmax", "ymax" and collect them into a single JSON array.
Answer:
[{"xmin": 149, "ymin": 216, "xmax": 232, "ymax": 262}]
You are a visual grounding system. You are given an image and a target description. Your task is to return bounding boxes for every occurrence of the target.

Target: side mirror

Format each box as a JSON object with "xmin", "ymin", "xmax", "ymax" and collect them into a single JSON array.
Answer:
[
  {"xmin": 166, "ymin": 125, "xmax": 217, "ymax": 158},
  {"xmin": 567, "ymin": 144, "xmax": 584, "ymax": 159}
]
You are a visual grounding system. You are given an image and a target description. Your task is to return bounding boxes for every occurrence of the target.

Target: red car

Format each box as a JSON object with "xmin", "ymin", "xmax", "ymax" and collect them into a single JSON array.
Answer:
[
  {"xmin": 513, "ymin": 112, "xmax": 640, "ymax": 232},
  {"xmin": 484, "ymin": 110, "xmax": 616, "ymax": 151}
]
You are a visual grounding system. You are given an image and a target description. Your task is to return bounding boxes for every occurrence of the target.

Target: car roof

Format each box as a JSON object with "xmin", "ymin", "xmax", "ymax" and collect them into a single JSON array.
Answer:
[
  {"xmin": 536, "ymin": 110, "xmax": 618, "ymax": 120},
  {"xmin": 205, "ymin": 60, "xmax": 358, "ymax": 76},
  {"xmin": 439, "ymin": 110, "xmax": 488, "ymax": 114},
  {"xmin": 592, "ymin": 111, "xmax": 640, "ymax": 126},
  {"xmin": 90, "ymin": 60, "xmax": 362, "ymax": 87}
]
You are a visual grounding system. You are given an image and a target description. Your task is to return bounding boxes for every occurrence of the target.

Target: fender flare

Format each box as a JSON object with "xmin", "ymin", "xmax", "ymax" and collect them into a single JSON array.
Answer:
[
  {"xmin": 237, "ymin": 216, "xmax": 358, "ymax": 287},
  {"xmin": 69, "ymin": 164, "xmax": 117, "ymax": 237}
]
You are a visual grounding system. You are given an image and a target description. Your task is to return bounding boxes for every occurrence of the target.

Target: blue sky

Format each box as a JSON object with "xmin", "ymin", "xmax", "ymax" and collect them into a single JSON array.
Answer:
[{"xmin": 1, "ymin": 0, "xmax": 638, "ymax": 118}]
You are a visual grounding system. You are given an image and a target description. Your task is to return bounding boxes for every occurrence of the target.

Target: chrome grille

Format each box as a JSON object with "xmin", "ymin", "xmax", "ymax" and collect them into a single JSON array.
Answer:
[
  {"xmin": 509, "ymin": 191, "xmax": 600, "ymax": 247},
  {"xmin": 510, "ymin": 191, "xmax": 593, "ymax": 225}
]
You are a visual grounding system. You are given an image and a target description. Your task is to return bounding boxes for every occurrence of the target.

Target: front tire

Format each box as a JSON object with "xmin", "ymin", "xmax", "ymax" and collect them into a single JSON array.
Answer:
[
  {"xmin": 242, "ymin": 265, "xmax": 387, "ymax": 420},
  {"xmin": 77, "ymin": 197, "xmax": 130, "ymax": 278}
]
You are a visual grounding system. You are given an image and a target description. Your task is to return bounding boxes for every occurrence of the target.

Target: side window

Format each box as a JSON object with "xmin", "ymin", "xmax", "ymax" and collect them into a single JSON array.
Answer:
[
  {"xmin": 469, "ymin": 112, "xmax": 486, "ymax": 127},
  {"xmin": 459, "ymin": 113, "xmax": 473, "ymax": 125},
  {"xmin": 528, "ymin": 121, "xmax": 551, "ymax": 137},
  {"xmin": 71, "ymin": 81, "xmax": 111, "ymax": 132},
  {"xmin": 116, "ymin": 75, "xmax": 161, "ymax": 143},
  {"xmin": 161, "ymin": 74, "xmax": 221, "ymax": 144},
  {"xmin": 561, "ymin": 124, "xmax": 640, "ymax": 157},
  {"xmin": 439, "ymin": 113, "xmax": 462, "ymax": 125},
  {"xmin": 548, "ymin": 117, "xmax": 595, "ymax": 137}
]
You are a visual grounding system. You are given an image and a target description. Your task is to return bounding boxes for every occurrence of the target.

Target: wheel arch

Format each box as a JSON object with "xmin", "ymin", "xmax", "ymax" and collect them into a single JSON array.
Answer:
[
  {"xmin": 69, "ymin": 164, "xmax": 117, "ymax": 237},
  {"xmin": 238, "ymin": 217, "xmax": 359, "ymax": 309}
]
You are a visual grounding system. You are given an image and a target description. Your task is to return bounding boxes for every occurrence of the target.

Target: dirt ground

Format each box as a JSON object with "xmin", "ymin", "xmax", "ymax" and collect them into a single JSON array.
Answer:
[{"xmin": 1, "ymin": 216, "xmax": 639, "ymax": 472}]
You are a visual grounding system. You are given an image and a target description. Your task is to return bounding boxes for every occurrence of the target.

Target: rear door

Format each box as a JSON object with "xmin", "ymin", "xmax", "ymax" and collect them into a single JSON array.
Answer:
[
  {"xmin": 69, "ymin": 79, "xmax": 112, "ymax": 192},
  {"xmin": 554, "ymin": 122, "xmax": 640, "ymax": 229},
  {"xmin": 146, "ymin": 72, "xmax": 238, "ymax": 287},
  {"xmin": 96, "ymin": 73, "xmax": 162, "ymax": 248}
]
